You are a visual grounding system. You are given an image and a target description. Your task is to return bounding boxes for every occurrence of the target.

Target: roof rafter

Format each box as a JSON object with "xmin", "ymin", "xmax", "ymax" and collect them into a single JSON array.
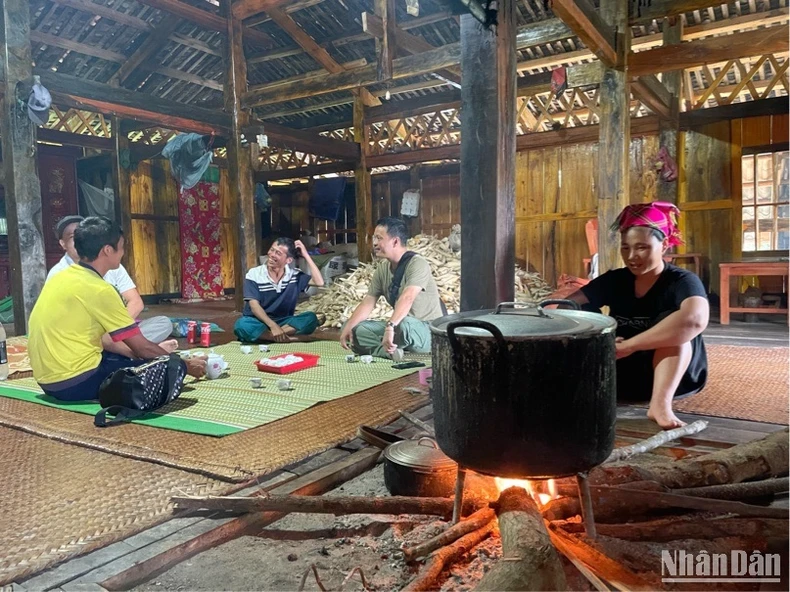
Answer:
[
  {"xmin": 265, "ymin": 6, "xmax": 381, "ymax": 107},
  {"xmin": 551, "ymin": 0, "xmax": 618, "ymax": 68}
]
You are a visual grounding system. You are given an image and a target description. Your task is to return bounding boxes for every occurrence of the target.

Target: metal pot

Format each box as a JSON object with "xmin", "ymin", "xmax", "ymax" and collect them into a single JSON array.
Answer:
[
  {"xmin": 429, "ymin": 300, "xmax": 617, "ymax": 479},
  {"xmin": 383, "ymin": 437, "xmax": 458, "ymax": 497}
]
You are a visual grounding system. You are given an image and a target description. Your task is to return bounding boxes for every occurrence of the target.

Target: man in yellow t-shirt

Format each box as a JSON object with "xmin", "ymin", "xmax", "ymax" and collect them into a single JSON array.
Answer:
[
  {"xmin": 339, "ymin": 217, "xmax": 444, "ymax": 361},
  {"xmin": 29, "ymin": 217, "xmax": 206, "ymax": 401}
]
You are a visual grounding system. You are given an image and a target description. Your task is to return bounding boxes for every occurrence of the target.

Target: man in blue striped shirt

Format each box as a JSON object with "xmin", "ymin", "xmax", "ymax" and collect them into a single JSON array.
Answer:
[{"xmin": 233, "ymin": 238, "xmax": 325, "ymax": 343}]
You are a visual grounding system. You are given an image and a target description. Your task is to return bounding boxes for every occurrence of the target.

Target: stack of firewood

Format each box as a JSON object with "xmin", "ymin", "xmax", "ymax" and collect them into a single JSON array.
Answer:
[{"xmin": 296, "ymin": 234, "xmax": 555, "ymax": 328}]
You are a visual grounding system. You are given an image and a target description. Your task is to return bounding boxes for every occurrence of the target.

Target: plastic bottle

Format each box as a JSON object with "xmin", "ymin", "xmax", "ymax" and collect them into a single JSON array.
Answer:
[{"xmin": 0, "ymin": 323, "xmax": 8, "ymax": 380}]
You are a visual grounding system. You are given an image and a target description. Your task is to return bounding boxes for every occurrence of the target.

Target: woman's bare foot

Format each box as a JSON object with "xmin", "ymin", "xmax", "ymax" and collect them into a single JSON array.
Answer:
[
  {"xmin": 647, "ymin": 404, "xmax": 687, "ymax": 430},
  {"xmin": 158, "ymin": 339, "xmax": 179, "ymax": 353}
]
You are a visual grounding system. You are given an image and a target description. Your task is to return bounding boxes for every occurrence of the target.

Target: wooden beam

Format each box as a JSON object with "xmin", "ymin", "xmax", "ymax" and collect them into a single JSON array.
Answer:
[
  {"xmin": 133, "ymin": 0, "xmax": 275, "ymax": 49},
  {"xmin": 265, "ymin": 7, "xmax": 379, "ymax": 107},
  {"xmin": 516, "ymin": 18, "xmax": 573, "ymax": 48},
  {"xmin": 243, "ymin": 42, "xmax": 460, "ymax": 107},
  {"xmin": 114, "ymin": 19, "xmax": 184, "ymax": 88},
  {"xmin": 631, "ymin": 75, "xmax": 672, "ymax": 119},
  {"xmin": 630, "ymin": 0, "xmax": 733, "ymax": 25},
  {"xmin": 233, "ymin": 0, "xmax": 288, "ymax": 20},
  {"xmin": 460, "ymin": 0, "xmax": 517, "ymax": 311},
  {"xmin": 657, "ymin": 17, "xmax": 683, "ymax": 204},
  {"xmin": 362, "ymin": 12, "xmax": 462, "ymax": 83},
  {"xmin": 30, "ymin": 30, "xmax": 126, "ymax": 62},
  {"xmin": 597, "ymin": 0, "xmax": 630, "ymax": 274},
  {"xmin": 353, "ymin": 96, "xmax": 372, "ymax": 263},
  {"xmin": 112, "ymin": 118, "xmax": 135, "ymax": 276},
  {"xmin": 1, "ymin": 0, "xmax": 47, "ymax": 334},
  {"xmin": 550, "ymin": 0, "xmax": 618, "ymax": 68},
  {"xmin": 36, "ymin": 127, "xmax": 113, "ymax": 151},
  {"xmin": 628, "ymin": 26, "xmax": 789, "ymax": 78},
  {"xmin": 256, "ymin": 161, "xmax": 355, "ymax": 182},
  {"xmin": 679, "ymin": 96, "xmax": 790, "ymax": 128},
  {"xmin": 374, "ymin": 0, "xmax": 396, "ymax": 81},
  {"xmin": 38, "ymin": 71, "xmax": 230, "ymax": 134},
  {"xmin": 222, "ymin": 0, "xmax": 259, "ymax": 313},
  {"xmin": 242, "ymin": 121, "xmax": 359, "ymax": 160}
]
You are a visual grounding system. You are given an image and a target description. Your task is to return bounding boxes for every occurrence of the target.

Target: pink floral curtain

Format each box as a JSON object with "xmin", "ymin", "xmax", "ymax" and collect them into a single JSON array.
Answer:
[{"xmin": 178, "ymin": 181, "xmax": 223, "ymax": 299}]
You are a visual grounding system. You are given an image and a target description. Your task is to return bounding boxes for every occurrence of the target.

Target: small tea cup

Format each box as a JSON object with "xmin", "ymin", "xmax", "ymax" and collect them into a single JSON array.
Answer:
[
  {"xmin": 205, "ymin": 354, "xmax": 228, "ymax": 380},
  {"xmin": 259, "ymin": 344, "xmax": 269, "ymax": 352},
  {"xmin": 345, "ymin": 354, "xmax": 356, "ymax": 363},
  {"xmin": 249, "ymin": 377, "xmax": 263, "ymax": 389},
  {"xmin": 276, "ymin": 379, "xmax": 292, "ymax": 390},
  {"xmin": 240, "ymin": 345, "xmax": 253, "ymax": 354},
  {"xmin": 360, "ymin": 355, "xmax": 373, "ymax": 364}
]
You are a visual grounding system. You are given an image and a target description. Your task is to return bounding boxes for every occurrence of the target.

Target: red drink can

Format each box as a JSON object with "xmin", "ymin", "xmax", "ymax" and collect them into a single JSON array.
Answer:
[
  {"xmin": 186, "ymin": 321, "xmax": 197, "ymax": 344},
  {"xmin": 200, "ymin": 322, "xmax": 211, "ymax": 347}
]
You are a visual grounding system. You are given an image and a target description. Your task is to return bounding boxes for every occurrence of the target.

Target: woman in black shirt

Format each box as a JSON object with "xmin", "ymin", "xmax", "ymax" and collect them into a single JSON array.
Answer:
[{"xmin": 568, "ymin": 202, "xmax": 709, "ymax": 430}]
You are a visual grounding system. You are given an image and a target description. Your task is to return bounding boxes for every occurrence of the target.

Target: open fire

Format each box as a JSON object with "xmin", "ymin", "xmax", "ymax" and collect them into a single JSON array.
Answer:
[{"xmin": 494, "ymin": 477, "xmax": 558, "ymax": 507}]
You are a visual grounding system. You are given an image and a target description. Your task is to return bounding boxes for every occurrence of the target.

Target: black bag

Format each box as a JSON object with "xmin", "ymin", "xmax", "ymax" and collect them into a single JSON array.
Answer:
[{"xmin": 94, "ymin": 354, "xmax": 187, "ymax": 427}]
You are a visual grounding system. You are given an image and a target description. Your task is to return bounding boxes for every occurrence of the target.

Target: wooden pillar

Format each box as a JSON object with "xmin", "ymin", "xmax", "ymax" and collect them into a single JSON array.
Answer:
[
  {"xmin": 0, "ymin": 0, "xmax": 46, "ymax": 334},
  {"xmin": 657, "ymin": 17, "xmax": 683, "ymax": 204},
  {"xmin": 112, "ymin": 117, "xmax": 135, "ymax": 274},
  {"xmin": 222, "ymin": 1, "xmax": 259, "ymax": 312},
  {"xmin": 354, "ymin": 96, "xmax": 373, "ymax": 263},
  {"xmin": 596, "ymin": 0, "xmax": 630, "ymax": 274},
  {"xmin": 460, "ymin": 0, "xmax": 517, "ymax": 311}
]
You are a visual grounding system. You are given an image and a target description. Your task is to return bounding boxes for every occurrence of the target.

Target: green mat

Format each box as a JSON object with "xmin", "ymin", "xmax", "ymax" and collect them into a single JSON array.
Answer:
[{"xmin": 0, "ymin": 341, "xmax": 430, "ymax": 437}]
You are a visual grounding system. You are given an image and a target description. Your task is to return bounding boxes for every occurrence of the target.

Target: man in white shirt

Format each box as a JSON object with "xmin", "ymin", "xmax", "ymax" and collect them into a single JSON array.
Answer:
[{"xmin": 48, "ymin": 216, "xmax": 174, "ymax": 346}]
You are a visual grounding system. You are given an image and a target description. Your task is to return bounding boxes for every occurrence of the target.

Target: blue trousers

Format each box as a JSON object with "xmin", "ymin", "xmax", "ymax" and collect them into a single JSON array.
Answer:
[
  {"xmin": 41, "ymin": 352, "xmax": 145, "ymax": 402},
  {"xmin": 234, "ymin": 312, "xmax": 319, "ymax": 342}
]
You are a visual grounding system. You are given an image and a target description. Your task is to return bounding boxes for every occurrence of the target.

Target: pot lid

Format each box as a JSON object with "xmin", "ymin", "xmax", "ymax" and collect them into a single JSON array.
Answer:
[
  {"xmin": 430, "ymin": 301, "xmax": 616, "ymax": 339},
  {"xmin": 384, "ymin": 437, "xmax": 458, "ymax": 471}
]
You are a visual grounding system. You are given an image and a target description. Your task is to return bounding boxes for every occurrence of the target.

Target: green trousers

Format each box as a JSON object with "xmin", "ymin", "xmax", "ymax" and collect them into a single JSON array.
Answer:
[{"xmin": 350, "ymin": 316, "xmax": 432, "ymax": 359}]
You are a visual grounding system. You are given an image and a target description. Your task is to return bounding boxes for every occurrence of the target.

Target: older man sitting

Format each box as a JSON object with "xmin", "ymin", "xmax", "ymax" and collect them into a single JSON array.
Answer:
[{"xmin": 234, "ymin": 238, "xmax": 325, "ymax": 343}]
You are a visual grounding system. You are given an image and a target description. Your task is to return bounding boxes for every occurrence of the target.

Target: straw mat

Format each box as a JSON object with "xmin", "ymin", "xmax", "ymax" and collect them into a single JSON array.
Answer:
[
  {"xmin": 0, "ymin": 425, "xmax": 229, "ymax": 586},
  {"xmin": 669, "ymin": 345, "xmax": 789, "ymax": 424},
  {"xmin": 0, "ymin": 341, "xmax": 429, "ymax": 436},
  {"xmin": 6, "ymin": 336, "xmax": 32, "ymax": 377},
  {"xmin": 0, "ymin": 372, "xmax": 428, "ymax": 482}
]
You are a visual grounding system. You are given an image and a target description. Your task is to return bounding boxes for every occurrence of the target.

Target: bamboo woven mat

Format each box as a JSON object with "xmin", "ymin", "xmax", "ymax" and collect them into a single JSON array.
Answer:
[
  {"xmin": 0, "ymin": 425, "xmax": 229, "ymax": 586},
  {"xmin": 632, "ymin": 345, "xmax": 789, "ymax": 424},
  {"xmin": 0, "ymin": 341, "xmax": 429, "ymax": 436},
  {"xmin": 0, "ymin": 373, "xmax": 428, "ymax": 482}
]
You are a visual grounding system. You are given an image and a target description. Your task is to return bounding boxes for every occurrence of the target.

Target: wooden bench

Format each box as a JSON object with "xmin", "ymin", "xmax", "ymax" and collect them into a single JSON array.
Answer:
[{"xmin": 719, "ymin": 261, "xmax": 789, "ymax": 325}]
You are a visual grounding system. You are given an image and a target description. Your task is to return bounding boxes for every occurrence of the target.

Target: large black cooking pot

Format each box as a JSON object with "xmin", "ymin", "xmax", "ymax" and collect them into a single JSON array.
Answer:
[{"xmin": 430, "ymin": 300, "xmax": 617, "ymax": 479}]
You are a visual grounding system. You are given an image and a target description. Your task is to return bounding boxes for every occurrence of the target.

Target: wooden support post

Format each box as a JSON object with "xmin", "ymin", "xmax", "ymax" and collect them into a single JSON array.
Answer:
[
  {"xmin": 657, "ymin": 17, "xmax": 683, "ymax": 204},
  {"xmin": 374, "ymin": 0, "xmax": 396, "ymax": 80},
  {"xmin": 112, "ymin": 117, "xmax": 135, "ymax": 274},
  {"xmin": 596, "ymin": 0, "xmax": 630, "ymax": 274},
  {"xmin": 0, "ymin": 0, "xmax": 46, "ymax": 333},
  {"xmin": 460, "ymin": 0, "xmax": 517, "ymax": 310},
  {"xmin": 223, "ymin": 1, "xmax": 259, "ymax": 312},
  {"xmin": 354, "ymin": 96, "xmax": 373, "ymax": 263}
]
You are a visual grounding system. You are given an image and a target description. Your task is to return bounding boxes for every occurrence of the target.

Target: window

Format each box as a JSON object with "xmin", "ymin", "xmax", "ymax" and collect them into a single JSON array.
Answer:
[{"xmin": 741, "ymin": 150, "xmax": 789, "ymax": 251}]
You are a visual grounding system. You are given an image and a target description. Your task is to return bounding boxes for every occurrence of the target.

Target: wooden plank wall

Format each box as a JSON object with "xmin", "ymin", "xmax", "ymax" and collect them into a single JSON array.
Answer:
[
  {"xmin": 129, "ymin": 161, "xmax": 236, "ymax": 296},
  {"xmin": 680, "ymin": 113, "xmax": 788, "ymax": 298},
  {"xmin": 129, "ymin": 160, "xmax": 181, "ymax": 295}
]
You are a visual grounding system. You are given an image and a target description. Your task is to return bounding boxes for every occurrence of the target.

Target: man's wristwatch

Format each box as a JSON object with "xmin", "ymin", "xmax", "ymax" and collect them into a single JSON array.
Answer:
[{"xmin": 385, "ymin": 321, "xmax": 396, "ymax": 329}]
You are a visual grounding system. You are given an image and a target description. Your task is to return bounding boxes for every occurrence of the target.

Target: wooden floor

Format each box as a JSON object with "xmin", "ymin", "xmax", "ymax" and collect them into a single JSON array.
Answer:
[{"xmin": 10, "ymin": 299, "xmax": 788, "ymax": 590}]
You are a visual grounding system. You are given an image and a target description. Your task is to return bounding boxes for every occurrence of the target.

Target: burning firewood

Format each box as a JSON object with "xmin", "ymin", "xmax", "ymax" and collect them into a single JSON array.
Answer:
[
  {"xmin": 171, "ymin": 493, "xmax": 484, "ymax": 518},
  {"xmin": 557, "ymin": 515, "xmax": 790, "ymax": 542},
  {"xmin": 403, "ymin": 520, "xmax": 497, "ymax": 592},
  {"xmin": 541, "ymin": 485, "xmax": 790, "ymax": 523},
  {"xmin": 589, "ymin": 429, "xmax": 789, "ymax": 489},
  {"xmin": 476, "ymin": 486, "xmax": 568, "ymax": 591},
  {"xmin": 401, "ymin": 507, "xmax": 496, "ymax": 562}
]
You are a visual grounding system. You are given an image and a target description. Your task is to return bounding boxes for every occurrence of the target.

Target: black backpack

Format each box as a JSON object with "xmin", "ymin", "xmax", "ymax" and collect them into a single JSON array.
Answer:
[{"xmin": 94, "ymin": 354, "xmax": 187, "ymax": 427}]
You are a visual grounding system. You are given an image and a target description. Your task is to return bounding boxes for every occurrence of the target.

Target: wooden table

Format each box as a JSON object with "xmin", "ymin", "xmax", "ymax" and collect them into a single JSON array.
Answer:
[{"xmin": 719, "ymin": 261, "xmax": 789, "ymax": 325}]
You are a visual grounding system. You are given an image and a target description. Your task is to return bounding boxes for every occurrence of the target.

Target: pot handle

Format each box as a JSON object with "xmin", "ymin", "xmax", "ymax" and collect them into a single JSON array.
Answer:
[
  {"xmin": 417, "ymin": 437, "xmax": 438, "ymax": 448},
  {"xmin": 446, "ymin": 319, "xmax": 509, "ymax": 379},
  {"xmin": 495, "ymin": 301, "xmax": 549, "ymax": 317},
  {"xmin": 537, "ymin": 298, "xmax": 582, "ymax": 311}
]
